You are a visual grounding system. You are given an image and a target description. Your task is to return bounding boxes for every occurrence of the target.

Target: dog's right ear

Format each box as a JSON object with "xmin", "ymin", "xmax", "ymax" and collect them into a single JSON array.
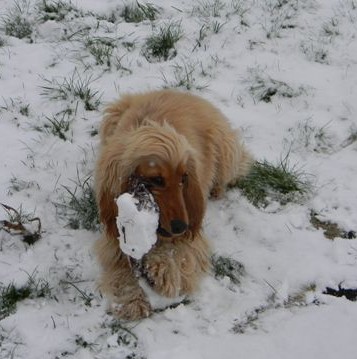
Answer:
[
  {"xmin": 95, "ymin": 146, "xmax": 131, "ymax": 239},
  {"xmin": 97, "ymin": 185, "xmax": 118, "ymax": 239}
]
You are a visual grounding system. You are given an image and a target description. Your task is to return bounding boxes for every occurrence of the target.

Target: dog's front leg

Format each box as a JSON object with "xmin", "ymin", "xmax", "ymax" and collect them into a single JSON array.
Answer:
[
  {"xmin": 99, "ymin": 261, "xmax": 152, "ymax": 321},
  {"xmin": 142, "ymin": 233, "xmax": 211, "ymax": 298},
  {"xmin": 95, "ymin": 236, "xmax": 152, "ymax": 321}
]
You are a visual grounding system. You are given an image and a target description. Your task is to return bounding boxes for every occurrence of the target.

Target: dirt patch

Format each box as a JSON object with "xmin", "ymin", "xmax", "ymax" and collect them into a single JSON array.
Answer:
[{"xmin": 310, "ymin": 211, "xmax": 356, "ymax": 240}]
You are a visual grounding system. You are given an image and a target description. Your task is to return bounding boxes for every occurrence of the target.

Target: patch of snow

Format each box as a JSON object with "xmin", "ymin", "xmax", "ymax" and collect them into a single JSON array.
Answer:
[{"xmin": 116, "ymin": 192, "xmax": 159, "ymax": 260}]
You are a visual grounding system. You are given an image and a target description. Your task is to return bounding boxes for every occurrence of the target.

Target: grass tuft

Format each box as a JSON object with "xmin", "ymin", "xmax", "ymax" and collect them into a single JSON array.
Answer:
[
  {"xmin": 212, "ymin": 255, "xmax": 245, "ymax": 285},
  {"xmin": 0, "ymin": 97, "xmax": 30, "ymax": 117},
  {"xmin": 262, "ymin": 1, "xmax": 298, "ymax": 39},
  {"xmin": 341, "ymin": 127, "xmax": 357, "ymax": 148},
  {"xmin": 245, "ymin": 67, "xmax": 304, "ymax": 103},
  {"xmin": 143, "ymin": 22, "xmax": 183, "ymax": 62},
  {"xmin": 41, "ymin": 70, "xmax": 101, "ymax": 111},
  {"xmin": 211, "ymin": 20, "xmax": 225, "ymax": 33},
  {"xmin": 0, "ymin": 275, "xmax": 51, "ymax": 320},
  {"xmin": 44, "ymin": 114, "xmax": 72, "ymax": 141},
  {"xmin": 60, "ymin": 280, "xmax": 94, "ymax": 306},
  {"xmin": 8, "ymin": 176, "xmax": 40, "ymax": 194},
  {"xmin": 105, "ymin": 320, "xmax": 138, "ymax": 349},
  {"xmin": 37, "ymin": 0, "xmax": 80, "ymax": 22},
  {"xmin": 121, "ymin": 1, "xmax": 159, "ymax": 23},
  {"xmin": 57, "ymin": 174, "xmax": 99, "ymax": 231},
  {"xmin": 300, "ymin": 39, "xmax": 329, "ymax": 64},
  {"xmin": 162, "ymin": 60, "xmax": 209, "ymax": 90},
  {"xmin": 3, "ymin": 0, "xmax": 33, "ymax": 40},
  {"xmin": 231, "ymin": 157, "xmax": 311, "ymax": 208},
  {"xmin": 84, "ymin": 37, "xmax": 116, "ymax": 67},
  {"xmin": 192, "ymin": 0, "xmax": 225, "ymax": 18},
  {"xmin": 285, "ymin": 119, "xmax": 335, "ymax": 154}
]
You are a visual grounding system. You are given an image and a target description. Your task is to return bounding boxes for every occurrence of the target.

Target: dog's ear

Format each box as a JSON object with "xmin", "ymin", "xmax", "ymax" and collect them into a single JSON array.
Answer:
[
  {"xmin": 95, "ymin": 148, "xmax": 131, "ymax": 239},
  {"xmin": 100, "ymin": 96, "xmax": 132, "ymax": 145},
  {"xmin": 97, "ymin": 185, "xmax": 118, "ymax": 239},
  {"xmin": 184, "ymin": 158, "xmax": 205, "ymax": 236}
]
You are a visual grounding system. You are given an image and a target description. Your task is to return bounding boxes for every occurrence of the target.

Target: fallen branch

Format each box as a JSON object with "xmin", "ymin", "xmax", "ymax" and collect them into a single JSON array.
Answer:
[
  {"xmin": 0, "ymin": 203, "xmax": 41, "ymax": 245},
  {"xmin": 324, "ymin": 285, "xmax": 357, "ymax": 302}
]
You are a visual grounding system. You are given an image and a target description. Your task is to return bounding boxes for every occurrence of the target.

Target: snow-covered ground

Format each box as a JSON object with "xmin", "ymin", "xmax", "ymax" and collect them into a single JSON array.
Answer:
[{"xmin": 1, "ymin": 0, "xmax": 357, "ymax": 358}]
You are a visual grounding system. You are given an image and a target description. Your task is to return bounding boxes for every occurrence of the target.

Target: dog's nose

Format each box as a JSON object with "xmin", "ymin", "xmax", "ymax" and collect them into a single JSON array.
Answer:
[{"xmin": 170, "ymin": 219, "xmax": 188, "ymax": 235}]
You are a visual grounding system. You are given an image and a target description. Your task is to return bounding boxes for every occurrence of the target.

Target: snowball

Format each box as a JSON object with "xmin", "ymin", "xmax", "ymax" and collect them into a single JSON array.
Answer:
[{"xmin": 116, "ymin": 190, "xmax": 159, "ymax": 260}]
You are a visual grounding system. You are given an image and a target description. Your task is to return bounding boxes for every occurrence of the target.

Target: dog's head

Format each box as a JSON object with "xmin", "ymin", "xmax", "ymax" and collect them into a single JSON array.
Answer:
[{"xmin": 96, "ymin": 121, "xmax": 205, "ymax": 240}]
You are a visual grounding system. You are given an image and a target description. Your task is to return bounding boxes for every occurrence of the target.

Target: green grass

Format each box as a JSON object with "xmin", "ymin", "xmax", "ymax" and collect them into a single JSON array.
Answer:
[
  {"xmin": 284, "ymin": 119, "xmax": 335, "ymax": 154},
  {"xmin": 84, "ymin": 37, "xmax": 116, "ymax": 67},
  {"xmin": 162, "ymin": 60, "xmax": 209, "ymax": 90},
  {"xmin": 121, "ymin": 1, "xmax": 159, "ymax": 23},
  {"xmin": 212, "ymin": 255, "xmax": 245, "ymax": 285},
  {"xmin": 60, "ymin": 280, "xmax": 94, "ymax": 306},
  {"xmin": 0, "ymin": 275, "xmax": 51, "ymax": 320},
  {"xmin": 321, "ymin": 17, "xmax": 340, "ymax": 38},
  {"xmin": 143, "ymin": 22, "xmax": 183, "ymax": 62},
  {"xmin": 246, "ymin": 67, "xmax": 304, "ymax": 103},
  {"xmin": 3, "ymin": 0, "xmax": 33, "ymax": 40},
  {"xmin": 37, "ymin": 0, "xmax": 81, "ymax": 22},
  {"xmin": 41, "ymin": 70, "xmax": 101, "ymax": 111},
  {"xmin": 19, "ymin": 103, "xmax": 30, "ymax": 116},
  {"xmin": 192, "ymin": 0, "xmax": 225, "ymax": 17},
  {"xmin": 261, "ymin": 0, "xmax": 299, "ymax": 39},
  {"xmin": 0, "ymin": 97, "xmax": 30, "ymax": 116},
  {"xmin": 211, "ymin": 20, "xmax": 225, "ymax": 33},
  {"xmin": 74, "ymin": 335, "xmax": 97, "ymax": 350},
  {"xmin": 44, "ymin": 114, "xmax": 72, "ymax": 141},
  {"xmin": 300, "ymin": 40, "xmax": 329, "ymax": 64},
  {"xmin": 232, "ymin": 158, "xmax": 311, "ymax": 208},
  {"xmin": 8, "ymin": 176, "xmax": 40, "ymax": 194},
  {"xmin": 341, "ymin": 128, "xmax": 357, "ymax": 148},
  {"xmin": 105, "ymin": 320, "xmax": 138, "ymax": 349},
  {"xmin": 231, "ymin": 0, "xmax": 250, "ymax": 25},
  {"xmin": 58, "ymin": 174, "xmax": 99, "ymax": 231}
]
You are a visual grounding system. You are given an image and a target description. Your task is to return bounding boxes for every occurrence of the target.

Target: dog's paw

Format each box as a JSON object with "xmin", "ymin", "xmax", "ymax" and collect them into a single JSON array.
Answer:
[
  {"xmin": 142, "ymin": 258, "xmax": 181, "ymax": 298},
  {"xmin": 111, "ymin": 298, "xmax": 152, "ymax": 321}
]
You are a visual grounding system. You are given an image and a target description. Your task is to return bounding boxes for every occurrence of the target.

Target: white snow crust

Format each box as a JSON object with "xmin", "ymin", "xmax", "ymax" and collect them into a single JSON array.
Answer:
[
  {"xmin": 116, "ymin": 193, "xmax": 159, "ymax": 260},
  {"xmin": 1, "ymin": 0, "xmax": 357, "ymax": 358}
]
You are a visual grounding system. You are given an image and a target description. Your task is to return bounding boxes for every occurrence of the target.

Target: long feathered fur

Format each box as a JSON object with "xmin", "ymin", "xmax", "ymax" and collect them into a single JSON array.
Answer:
[{"xmin": 94, "ymin": 89, "xmax": 252, "ymax": 320}]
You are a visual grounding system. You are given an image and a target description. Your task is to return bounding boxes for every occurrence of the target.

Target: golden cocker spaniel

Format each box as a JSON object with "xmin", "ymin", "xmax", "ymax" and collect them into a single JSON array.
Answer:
[{"xmin": 94, "ymin": 90, "xmax": 252, "ymax": 320}]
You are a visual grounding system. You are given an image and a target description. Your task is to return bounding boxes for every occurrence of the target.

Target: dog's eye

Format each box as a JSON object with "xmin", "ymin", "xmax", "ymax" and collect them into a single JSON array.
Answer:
[
  {"xmin": 149, "ymin": 176, "xmax": 165, "ymax": 187},
  {"xmin": 182, "ymin": 172, "xmax": 188, "ymax": 185}
]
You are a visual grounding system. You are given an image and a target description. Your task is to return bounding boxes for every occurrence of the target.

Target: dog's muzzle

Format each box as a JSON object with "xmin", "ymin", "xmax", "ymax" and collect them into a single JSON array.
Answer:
[{"xmin": 157, "ymin": 219, "xmax": 188, "ymax": 238}]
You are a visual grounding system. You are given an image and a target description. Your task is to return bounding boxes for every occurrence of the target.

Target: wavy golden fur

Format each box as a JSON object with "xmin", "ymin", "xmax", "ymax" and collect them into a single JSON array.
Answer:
[{"xmin": 95, "ymin": 90, "xmax": 252, "ymax": 320}]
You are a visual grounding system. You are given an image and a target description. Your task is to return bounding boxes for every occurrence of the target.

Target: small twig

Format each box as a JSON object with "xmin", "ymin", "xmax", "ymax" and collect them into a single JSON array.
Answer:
[
  {"xmin": 0, "ymin": 203, "xmax": 42, "ymax": 245},
  {"xmin": 0, "ymin": 220, "xmax": 28, "ymax": 234},
  {"xmin": 60, "ymin": 280, "xmax": 93, "ymax": 305},
  {"xmin": 51, "ymin": 315, "xmax": 56, "ymax": 329},
  {"xmin": 153, "ymin": 298, "xmax": 191, "ymax": 314}
]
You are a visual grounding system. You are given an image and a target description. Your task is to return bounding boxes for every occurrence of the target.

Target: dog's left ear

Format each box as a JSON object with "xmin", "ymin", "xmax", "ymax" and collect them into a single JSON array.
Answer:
[{"xmin": 184, "ymin": 157, "xmax": 205, "ymax": 236}]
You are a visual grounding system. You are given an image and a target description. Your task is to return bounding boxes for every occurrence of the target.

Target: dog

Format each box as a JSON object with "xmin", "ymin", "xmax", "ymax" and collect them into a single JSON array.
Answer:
[{"xmin": 94, "ymin": 89, "xmax": 252, "ymax": 320}]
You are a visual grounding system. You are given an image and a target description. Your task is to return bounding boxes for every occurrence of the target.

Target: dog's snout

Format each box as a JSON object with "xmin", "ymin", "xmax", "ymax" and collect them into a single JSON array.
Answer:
[{"xmin": 170, "ymin": 219, "xmax": 188, "ymax": 235}]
